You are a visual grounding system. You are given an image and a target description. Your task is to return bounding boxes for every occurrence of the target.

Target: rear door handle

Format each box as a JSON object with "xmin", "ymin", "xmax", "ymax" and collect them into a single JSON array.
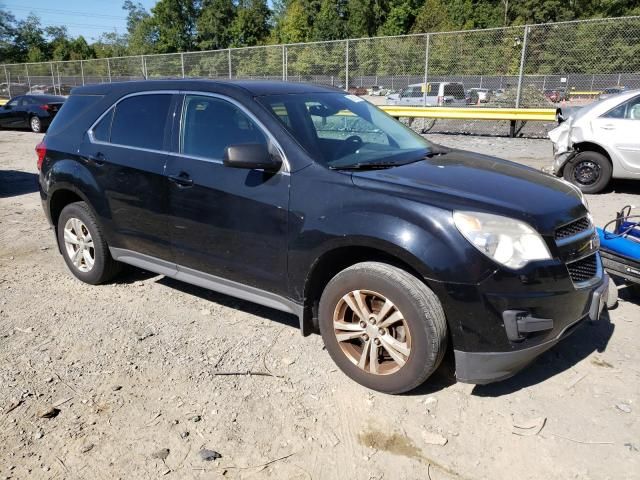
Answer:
[
  {"xmin": 600, "ymin": 124, "xmax": 616, "ymax": 130},
  {"xmin": 168, "ymin": 172, "xmax": 194, "ymax": 188}
]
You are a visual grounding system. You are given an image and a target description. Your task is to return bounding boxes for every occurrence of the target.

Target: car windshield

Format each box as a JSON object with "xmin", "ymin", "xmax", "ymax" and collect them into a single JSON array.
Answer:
[{"xmin": 258, "ymin": 92, "xmax": 432, "ymax": 169}]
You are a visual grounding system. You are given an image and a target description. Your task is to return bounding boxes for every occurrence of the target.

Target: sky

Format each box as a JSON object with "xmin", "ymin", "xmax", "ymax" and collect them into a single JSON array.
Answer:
[{"xmin": 1, "ymin": 0, "xmax": 159, "ymax": 41}]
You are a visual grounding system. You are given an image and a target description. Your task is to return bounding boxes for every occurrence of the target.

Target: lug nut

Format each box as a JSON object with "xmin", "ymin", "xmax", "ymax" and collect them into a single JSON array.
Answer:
[
  {"xmin": 374, "ymin": 338, "xmax": 381, "ymax": 346},
  {"xmin": 359, "ymin": 321, "xmax": 366, "ymax": 328},
  {"xmin": 363, "ymin": 334, "xmax": 369, "ymax": 341},
  {"xmin": 369, "ymin": 317, "xmax": 377, "ymax": 325},
  {"xmin": 378, "ymin": 328, "xmax": 385, "ymax": 336}
]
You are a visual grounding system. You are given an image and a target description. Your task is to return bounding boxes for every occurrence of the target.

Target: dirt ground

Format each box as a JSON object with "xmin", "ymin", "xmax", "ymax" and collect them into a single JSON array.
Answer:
[{"xmin": 1, "ymin": 130, "xmax": 638, "ymax": 480}]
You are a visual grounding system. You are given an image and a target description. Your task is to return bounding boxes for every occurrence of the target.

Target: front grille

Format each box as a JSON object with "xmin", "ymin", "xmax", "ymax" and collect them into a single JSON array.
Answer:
[
  {"xmin": 567, "ymin": 254, "xmax": 598, "ymax": 283},
  {"xmin": 555, "ymin": 217, "xmax": 591, "ymax": 241}
]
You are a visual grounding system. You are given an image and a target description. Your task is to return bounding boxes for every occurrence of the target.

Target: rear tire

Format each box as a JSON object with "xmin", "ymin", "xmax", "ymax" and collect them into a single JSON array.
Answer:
[
  {"xmin": 30, "ymin": 115, "xmax": 42, "ymax": 133},
  {"xmin": 57, "ymin": 202, "xmax": 120, "ymax": 284},
  {"xmin": 563, "ymin": 150, "xmax": 612, "ymax": 194},
  {"xmin": 319, "ymin": 262, "xmax": 448, "ymax": 394}
]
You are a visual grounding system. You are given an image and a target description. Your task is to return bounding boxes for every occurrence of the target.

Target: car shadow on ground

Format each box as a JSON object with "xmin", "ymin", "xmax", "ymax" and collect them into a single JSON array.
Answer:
[
  {"xmin": 472, "ymin": 311, "xmax": 615, "ymax": 397},
  {"xmin": 610, "ymin": 179, "xmax": 640, "ymax": 195},
  {"xmin": 0, "ymin": 170, "xmax": 38, "ymax": 198},
  {"xmin": 154, "ymin": 275, "xmax": 300, "ymax": 330}
]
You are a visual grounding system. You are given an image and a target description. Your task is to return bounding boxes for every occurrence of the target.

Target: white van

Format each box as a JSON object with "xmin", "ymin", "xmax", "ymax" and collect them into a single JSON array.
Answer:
[{"xmin": 386, "ymin": 82, "xmax": 466, "ymax": 106}]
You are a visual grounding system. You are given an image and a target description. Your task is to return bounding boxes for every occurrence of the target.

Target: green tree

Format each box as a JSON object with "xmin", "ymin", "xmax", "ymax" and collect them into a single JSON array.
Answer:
[
  {"xmin": 278, "ymin": 0, "xmax": 312, "ymax": 43},
  {"xmin": 0, "ymin": 8, "xmax": 18, "ymax": 63},
  {"xmin": 411, "ymin": 0, "xmax": 453, "ymax": 32},
  {"xmin": 229, "ymin": 0, "xmax": 271, "ymax": 47},
  {"xmin": 198, "ymin": 0, "xmax": 236, "ymax": 50},
  {"xmin": 312, "ymin": 0, "xmax": 348, "ymax": 40},
  {"xmin": 92, "ymin": 32, "xmax": 129, "ymax": 58},
  {"xmin": 150, "ymin": 0, "xmax": 198, "ymax": 53}
]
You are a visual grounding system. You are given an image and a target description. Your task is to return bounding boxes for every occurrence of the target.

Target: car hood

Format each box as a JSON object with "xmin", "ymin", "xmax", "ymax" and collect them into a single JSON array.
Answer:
[{"xmin": 350, "ymin": 149, "xmax": 586, "ymax": 234}]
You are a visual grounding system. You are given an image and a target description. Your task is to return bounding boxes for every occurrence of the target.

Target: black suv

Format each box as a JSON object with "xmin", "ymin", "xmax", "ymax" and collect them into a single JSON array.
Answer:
[{"xmin": 38, "ymin": 80, "xmax": 608, "ymax": 393}]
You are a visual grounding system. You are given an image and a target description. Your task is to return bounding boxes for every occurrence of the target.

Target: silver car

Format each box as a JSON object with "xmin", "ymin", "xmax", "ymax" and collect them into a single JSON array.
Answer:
[{"xmin": 548, "ymin": 89, "xmax": 640, "ymax": 193}]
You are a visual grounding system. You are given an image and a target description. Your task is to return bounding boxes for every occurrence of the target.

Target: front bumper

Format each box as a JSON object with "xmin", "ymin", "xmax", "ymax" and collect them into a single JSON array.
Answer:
[{"xmin": 453, "ymin": 273, "xmax": 609, "ymax": 384}]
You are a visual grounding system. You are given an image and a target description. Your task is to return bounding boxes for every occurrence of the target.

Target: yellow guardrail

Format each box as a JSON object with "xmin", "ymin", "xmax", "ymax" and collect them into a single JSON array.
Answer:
[
  {"xmin": 379, "ymin": 106, "xmax": 558, "ymax": 122},
  {"xmin": 569, "ymin": 91, "xmax": 601, "ymax": 96}
]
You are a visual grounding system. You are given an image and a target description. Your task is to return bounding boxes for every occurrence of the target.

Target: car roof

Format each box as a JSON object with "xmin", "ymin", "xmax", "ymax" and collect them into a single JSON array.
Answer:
[
  {"xmin": 71, "ymin": 79, "xmax": 342, "ymax": 97},
  {"xmin": 25, "ymin": 94, "xmax": 66, "ymax": 102}
]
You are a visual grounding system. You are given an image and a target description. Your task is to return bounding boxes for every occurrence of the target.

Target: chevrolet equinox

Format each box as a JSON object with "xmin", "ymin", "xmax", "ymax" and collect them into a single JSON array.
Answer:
[{"xmin": 38, "ymin": 80, "xmax": 609, "ymax": 393}]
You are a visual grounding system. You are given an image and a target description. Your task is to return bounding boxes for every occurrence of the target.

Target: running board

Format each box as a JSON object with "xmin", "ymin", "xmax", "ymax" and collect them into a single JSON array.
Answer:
[{"xmin": 110, "ymin": 247, "xmax": 304, "ymax": 322}]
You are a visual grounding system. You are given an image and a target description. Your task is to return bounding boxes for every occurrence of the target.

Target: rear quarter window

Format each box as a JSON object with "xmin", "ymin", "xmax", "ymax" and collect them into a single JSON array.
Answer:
[{"xmin": 47, "ymin": 95, "xmax": 102, "ymax": 136}]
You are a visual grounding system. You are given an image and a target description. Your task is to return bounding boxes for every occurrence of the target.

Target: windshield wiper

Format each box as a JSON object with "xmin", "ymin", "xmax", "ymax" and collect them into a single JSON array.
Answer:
[
  {"xmin": 330, "ymin": 149, "xmax": 449, "ymax": 171},
  {"xmin": 329, "ymin": 162, "xmax": 401, "ymax": 171}
]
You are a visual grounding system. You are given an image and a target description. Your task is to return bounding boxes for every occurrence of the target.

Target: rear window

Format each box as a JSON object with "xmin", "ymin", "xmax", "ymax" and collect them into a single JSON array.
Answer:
[
  {"xmin": 45, "ymin": 95, "xmax": 99, "ymax": 136},
  {"xmin": 109, "ymin": 94, "xmax": 172, "ymax": 150},
  {"xmin": 444, "ymin": 84, "xmax": 465, "ymax": 99}
]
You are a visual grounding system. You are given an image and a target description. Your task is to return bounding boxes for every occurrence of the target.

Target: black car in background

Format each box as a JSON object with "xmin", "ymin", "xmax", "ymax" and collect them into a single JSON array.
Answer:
[
  {"xmin": 0, "ymin": 94, "xmax": 66, "ymax": 133},
  {"xmin": 37, "ymin": 80, "xmax": 608, "ymax": 393}
]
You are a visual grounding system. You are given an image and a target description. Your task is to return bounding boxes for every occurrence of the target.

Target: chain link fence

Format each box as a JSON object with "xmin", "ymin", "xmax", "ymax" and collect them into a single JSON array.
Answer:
[{"xmin": 1, "ymin": 16, "xmax": 638, "ymax": 135}]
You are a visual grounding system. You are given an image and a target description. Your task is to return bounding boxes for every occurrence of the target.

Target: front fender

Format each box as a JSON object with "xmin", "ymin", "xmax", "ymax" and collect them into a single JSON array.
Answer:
[{"xmin": 287, "ymin": 165, "xmax": 495, "ymax": 302}]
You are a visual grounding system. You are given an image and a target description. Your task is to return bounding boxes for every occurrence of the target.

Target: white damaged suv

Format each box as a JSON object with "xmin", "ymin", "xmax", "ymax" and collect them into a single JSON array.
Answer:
[{"xmin": 548, "ymin": 89, "xmax": 640, "ymax": 193}]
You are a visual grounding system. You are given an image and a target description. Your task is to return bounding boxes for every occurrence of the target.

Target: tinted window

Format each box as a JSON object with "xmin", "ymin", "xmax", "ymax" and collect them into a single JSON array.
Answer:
[
  {"xmin": 110, "ymin": 94, "xmax": 172, "ymax": 150},
  {"xmin": 444, "ymin": 84, "xmax": 465, "ymax": 99},
  {"xmin": 180, "ymin": 95, "xmax": 266, "ymax": 160},
  {"xmin": 47, "ymin": 95, "xmax": 101, "ymax": 136},
  {"xmin": 93, "ymin": 108, "xmax": 113, "ymax": 142}
]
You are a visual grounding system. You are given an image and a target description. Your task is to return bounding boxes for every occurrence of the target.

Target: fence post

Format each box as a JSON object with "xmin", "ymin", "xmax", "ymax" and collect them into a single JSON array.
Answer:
[
  {"xmin": 25, "ymin": 64, "xmax": 31, "ymax": 91},
  {"xmin": 56, "ymin": 64, "xmax": 61, "ymax": 90},
  {"xmin": 181, "ymin": 52, "xmax": 185, "ymax": 78},
  {"xmin": 515, "ymin": 25, "xmax": 529, "ymax": 109},
  {"xmin": 80, "ymin": 60, "xmax": 85, "ymax": 85},
  {"xmin": 107, "ymin": 58, "xmax": 111, "ymax": 83},
  {"xmin": 228, "ymin": 49, "xmax": 232, "ymax": 79},
  {"xmin": 4, "ymin": 65, "xmax": 10, "ymax": 97},
  {"xmin": 345, "ymin": 40, "xmax": 349, "ymax": 90},
  {"xmin": 141, "ymin": 56, "xmax": 147, "ymax": 79},
  {"xmin": 423, "ymin": 33, "xmax": 430, "ymax": 106},
  {"xmin": 282, "ymin": 45, "xmax": 286, "ymax": 81},
  {"xmin": 49, "ymin": 62, "xmax": 56, "ymax": 94}
]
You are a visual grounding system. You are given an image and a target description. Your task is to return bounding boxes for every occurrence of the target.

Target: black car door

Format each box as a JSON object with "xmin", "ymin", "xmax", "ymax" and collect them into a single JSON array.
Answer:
[
  {"xmin": 84, "ymin": 93, "xmax": 177, "ymax": 262},
  {"xmin": 0, "ymin": 97, "xmax": 22, "ymax": 127},
  {"xmin": 165, "ymin": 93, "xmax": 290, "ymax": 296}
]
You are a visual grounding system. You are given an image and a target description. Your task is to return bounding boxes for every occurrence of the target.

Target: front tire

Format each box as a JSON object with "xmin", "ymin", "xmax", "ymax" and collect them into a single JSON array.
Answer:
[
  {"xmin": 57, "ymin": 202, "xmax": 120, "ymax": 284},
  {"xmin": 319, "ymin": 262, "xmax": 448, "ymax": 394},
  {"xmin": 563, "ymin": 150, "xmax": 612, "ymax": 194},
  {"xmin": 30, "ymin": 115, "xmax": 42, "ymax": 133}
]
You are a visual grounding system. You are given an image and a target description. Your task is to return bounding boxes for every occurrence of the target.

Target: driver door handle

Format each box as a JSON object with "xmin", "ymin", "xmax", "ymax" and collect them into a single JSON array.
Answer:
[
  {"xmin": 168, "ymin": 172, "xmax": 194, "ymax": 188},
  {"xmin": 600, "ymin": 124, "xmax": 616, "ymax": 130}
]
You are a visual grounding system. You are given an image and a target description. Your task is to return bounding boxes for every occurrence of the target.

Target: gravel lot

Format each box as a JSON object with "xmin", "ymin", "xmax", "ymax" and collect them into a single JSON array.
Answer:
[{"xmin": 1, "ymin": 130, "xmax": 638, "ymax": 480}]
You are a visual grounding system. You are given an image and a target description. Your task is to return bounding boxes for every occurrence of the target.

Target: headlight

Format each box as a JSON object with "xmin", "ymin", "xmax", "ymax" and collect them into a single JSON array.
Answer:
[{"xmin": 453, "ymin": 211, "xmax": 552, "ymax": 269}]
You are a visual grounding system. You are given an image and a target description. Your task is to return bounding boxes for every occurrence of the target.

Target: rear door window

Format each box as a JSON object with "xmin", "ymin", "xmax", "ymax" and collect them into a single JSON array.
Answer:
[
  {"xmin": 180, "ymin": 95, "xmax": 266, "ymax": 160},
  {"xmin": 110, "ymin": 94, "xmax": 172, "ymax": 150}
]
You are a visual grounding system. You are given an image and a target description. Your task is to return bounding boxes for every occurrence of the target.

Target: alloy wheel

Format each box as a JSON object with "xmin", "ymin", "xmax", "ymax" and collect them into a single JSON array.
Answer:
[
  {"xmin": 63, "ymin": 218, "xmax": 95, "ymax": 272},
  {"xmin": 332, "ymin": 289, "xmax": 411, "ymax": 375},
  {"xmin": 30, "ymin": 116, "xmax": 41, "ymax": 133}
]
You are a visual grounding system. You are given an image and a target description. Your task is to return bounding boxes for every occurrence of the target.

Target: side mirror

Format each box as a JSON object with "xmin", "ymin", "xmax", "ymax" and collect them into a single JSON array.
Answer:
[{"xmin": 223, "ymin": 143, "xmax": 282, "ymax": 172}]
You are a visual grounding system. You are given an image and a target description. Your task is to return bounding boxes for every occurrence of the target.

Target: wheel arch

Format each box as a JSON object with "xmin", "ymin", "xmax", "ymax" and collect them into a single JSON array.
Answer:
[
  {"xmin": 300, "ymin": 244, "xmax": 433, "ymax": 336},
  {"xmin": 573, "ymin": 141, "xmax": 612, "ymax": 163}
]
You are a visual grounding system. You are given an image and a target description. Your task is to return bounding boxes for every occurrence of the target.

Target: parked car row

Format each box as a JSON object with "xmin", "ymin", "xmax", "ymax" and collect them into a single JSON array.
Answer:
[{"xmin": 0, "ymin": 94, "xmax": 66, "ymax": 133}]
